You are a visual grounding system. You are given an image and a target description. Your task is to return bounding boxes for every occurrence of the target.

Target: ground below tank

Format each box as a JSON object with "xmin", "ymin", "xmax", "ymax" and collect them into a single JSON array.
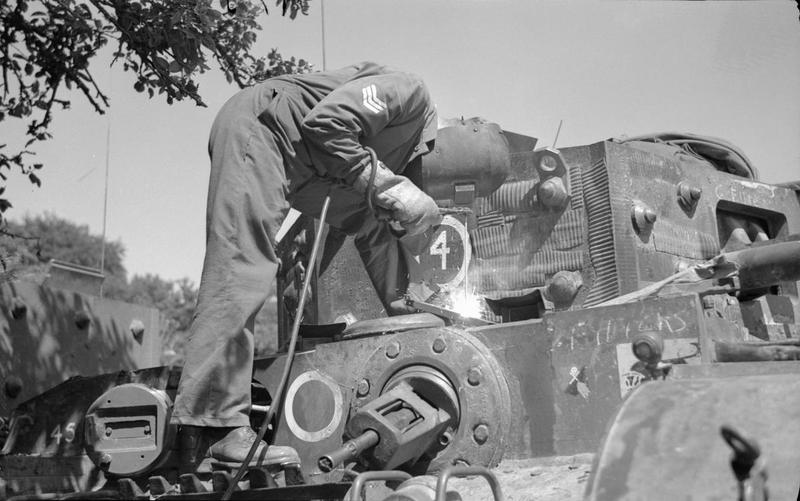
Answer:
[{"xmin": 361, "ymin": 454, "xmax": 593, "ymax": 500}]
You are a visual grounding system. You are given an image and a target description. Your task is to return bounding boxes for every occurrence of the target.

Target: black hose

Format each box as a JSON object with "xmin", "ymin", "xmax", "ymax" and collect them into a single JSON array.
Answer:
[
  {"xmin": 222, "ymin": 195, "xmax": 332, "ymax": 501},
  {"xmin": 364, "ymin": 146, "xmax": 380, "ymax": 215}
]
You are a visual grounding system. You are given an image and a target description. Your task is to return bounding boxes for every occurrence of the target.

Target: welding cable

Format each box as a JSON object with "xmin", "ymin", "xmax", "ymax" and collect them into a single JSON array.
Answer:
[
  {"xmin": 222, "ymin": 195, "xmax": 332, "ymax": 501},
  {"xmin": 364, "ymin": 145, "xmax": 380, "ymax": 215}
]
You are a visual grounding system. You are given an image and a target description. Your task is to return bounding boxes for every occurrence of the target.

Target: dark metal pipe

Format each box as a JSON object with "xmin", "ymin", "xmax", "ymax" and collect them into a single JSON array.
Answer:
[
  {"xmin": 723, "ymin": 239, "xmax": 800, "ymax": 290},
  {"xmin": 317, "ymin": 429, "xmax": 379, "ymax": 473},
  {"xmin": 716, "ymin": 340, "xmax": 800, "ymax": 363}
]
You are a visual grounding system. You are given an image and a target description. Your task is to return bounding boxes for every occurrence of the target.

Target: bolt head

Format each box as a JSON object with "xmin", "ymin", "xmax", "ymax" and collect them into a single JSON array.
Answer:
[
  {"xmin": 105, "ymin": 427, "xmax": 113, "ymax": 437},
  {"xmin": 356, "ymin": 379, "xmax": 371, "ymax": 397},
  {"xmin": 74, "ymin": 310, "xmax": 91, "ymax": 330},
  {"xmin": 386, "ymin": 341, "xmax": 401, "ymax": 359},
  {"xmin": 10, "ymin": 298, "xmax": 27, "ymax": 320},
  {"xmin": 539, "ymin": 154, "xmax": 558, "ymax": 173},
  {"xmin": 432, "ymin": 338, "xmax": 446, "ymax": 353},
  {"xmin": 632, "ymin": 203, "xmax": 657, "ymax": 233},
  {"xmin": 467, "ymin": 367, "xmax": 482, "ymax": 386},
  {"xmin": 4, "ymin": 375, "xmax": 22, "ymax": 399},
  {"xmin": 538, "ymin": 177, "xmax": 568, "ymax": 209},
  {"xmin": 129, "ymin": 319, "xmax": 145, "ymax": 342},
  {"xmin": 473, "ymin": 424, "xmax": 489, "ymax": 444},
  {"xmin": 439, "ymin": 430, "xmax": 454, "ymax": 446}
]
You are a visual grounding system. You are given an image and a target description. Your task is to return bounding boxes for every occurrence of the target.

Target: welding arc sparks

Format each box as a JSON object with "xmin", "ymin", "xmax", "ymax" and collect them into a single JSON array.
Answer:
[{"xmin": 447, "ymin": 289, "xmax": 484, "ymax": 319}]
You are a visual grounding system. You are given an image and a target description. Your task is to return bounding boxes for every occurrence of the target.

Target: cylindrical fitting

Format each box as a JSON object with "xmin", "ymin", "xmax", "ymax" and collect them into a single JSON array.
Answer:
[
  {"xmin": 317, "ymin": 429, "xmax": 379, "ymax": 473},
  {"xmin": 632, "ymin": 331, "xmax": 664, "ymax": 365},
  {"xmin": 538, "ymin": 177, "xmax": 569, "ymax": 209},
  {"xmin": 546, "ymin": 270, "xmax": 583, "ymax": 306}
]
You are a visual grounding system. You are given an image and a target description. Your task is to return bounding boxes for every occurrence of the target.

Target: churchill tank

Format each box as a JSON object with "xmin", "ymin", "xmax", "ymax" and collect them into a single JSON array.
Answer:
[{"xmin": 2, "ymin": 118, "xmax": 799, "ymax": 500}]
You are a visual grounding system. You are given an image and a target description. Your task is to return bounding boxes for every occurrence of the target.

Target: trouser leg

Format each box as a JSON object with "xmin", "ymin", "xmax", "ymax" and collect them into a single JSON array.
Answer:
[
  {"xmin": 354, "ymin": 218, "xmax": 410, "ymax": 312},
  {"xmin": 172, "ymin": 88, "xmax": 289, "ymax": 428}
]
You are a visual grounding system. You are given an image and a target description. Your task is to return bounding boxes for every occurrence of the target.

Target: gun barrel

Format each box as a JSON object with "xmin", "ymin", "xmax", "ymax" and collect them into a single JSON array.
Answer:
[{"xmin": 724, "ymin": 238, "xmax": 800, "ymax": 290}]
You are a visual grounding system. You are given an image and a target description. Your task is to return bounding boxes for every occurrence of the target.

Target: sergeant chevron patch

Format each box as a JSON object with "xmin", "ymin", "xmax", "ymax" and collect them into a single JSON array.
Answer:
[{"xmin": 362, "ymin": 84, "xmax": 387, "ymax": 114}]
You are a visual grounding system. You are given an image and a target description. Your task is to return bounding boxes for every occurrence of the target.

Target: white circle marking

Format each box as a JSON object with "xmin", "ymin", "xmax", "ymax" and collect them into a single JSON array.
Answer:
[{"xmin": 283, "ymin": 370, "xmax": 343, "ymax": 442}]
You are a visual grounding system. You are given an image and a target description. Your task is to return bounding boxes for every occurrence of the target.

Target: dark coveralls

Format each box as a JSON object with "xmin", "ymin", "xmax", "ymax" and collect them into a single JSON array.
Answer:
[{"xmin": 172, "ymin": 62, "xmax": 437, "ymax": 428}]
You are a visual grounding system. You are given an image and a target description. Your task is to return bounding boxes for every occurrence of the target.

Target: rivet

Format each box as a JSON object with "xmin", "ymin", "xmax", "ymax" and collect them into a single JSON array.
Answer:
[
  {"xmin": 356, "ymin": 379, "xmax": 370, "ymax": 397},
  {"xmin": 473, "ymin": 424, "xmax": 489, "ymax": 444},
  {"xmin": 432, "ymin": 338, "xmax": 446, "ymax": 353},
  {"xmin": 386, "ymin": 341, "xmax": 401, "ymax": 359},
  {"xmin": 467, "ymin": 367, "xmax": 482, "ymax": 386}
]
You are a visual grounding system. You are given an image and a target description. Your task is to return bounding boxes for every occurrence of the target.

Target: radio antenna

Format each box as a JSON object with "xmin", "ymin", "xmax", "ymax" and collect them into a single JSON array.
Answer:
[{"xmin": 552, "ymin": 119, "xmax": 564, "ymax": 149}]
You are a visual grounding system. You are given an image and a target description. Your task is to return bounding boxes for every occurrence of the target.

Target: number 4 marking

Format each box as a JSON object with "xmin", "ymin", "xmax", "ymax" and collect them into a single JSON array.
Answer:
[
  {"xmin": 430, "ymin": 231, "xmax": 450, "ymax": 270},
  {"xmin": 50, "ymin": 424, "xmax": 62, "ymax": 444}
]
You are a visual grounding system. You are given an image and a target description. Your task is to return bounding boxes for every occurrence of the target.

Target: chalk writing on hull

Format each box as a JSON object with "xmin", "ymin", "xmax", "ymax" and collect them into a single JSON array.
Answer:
[{"xmin": 561, "ymin": 311, "xmax": 689, "ymax": 351}]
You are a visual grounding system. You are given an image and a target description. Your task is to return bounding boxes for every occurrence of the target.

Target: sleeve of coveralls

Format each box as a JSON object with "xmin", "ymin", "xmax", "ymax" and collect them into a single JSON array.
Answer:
[{"xmin": 301, "ymin": 72, "xmax": 431, "ymax": 184}]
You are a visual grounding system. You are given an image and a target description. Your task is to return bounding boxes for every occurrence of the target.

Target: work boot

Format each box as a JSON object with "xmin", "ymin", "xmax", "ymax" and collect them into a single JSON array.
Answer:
[
  {"xmin": 208, "ymin": 426, "xmax": 300, "ymax": 467},
  {"xmin": 181, "ymin": 426, "xmax": 300, "ymax": 468}
]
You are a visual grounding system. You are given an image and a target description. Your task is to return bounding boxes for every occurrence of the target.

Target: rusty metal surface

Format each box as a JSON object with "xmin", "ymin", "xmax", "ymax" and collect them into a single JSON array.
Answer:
[
  {"xmin": 0, "ymin": 281, "xmax": 161, "ymax": 416},
  {"xmin": 586, "ymin": 374, "xmax": 800, "ymax": 501}
]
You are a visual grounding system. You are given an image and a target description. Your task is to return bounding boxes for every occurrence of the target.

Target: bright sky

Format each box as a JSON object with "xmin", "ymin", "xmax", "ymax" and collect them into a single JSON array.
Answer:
[{"xmin": 2, "ymin": 1, "xmax": 799, "ymax": 285}]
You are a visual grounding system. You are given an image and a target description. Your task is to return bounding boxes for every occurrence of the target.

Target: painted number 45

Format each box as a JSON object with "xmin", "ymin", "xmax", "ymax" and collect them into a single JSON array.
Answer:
[
  {"xmin": 51, "ymin": 422, "xmax": 76, "ymax": 444},
  {"xmin": 429, "ymin": 230, "xmax": 450, "ymax": 270}
]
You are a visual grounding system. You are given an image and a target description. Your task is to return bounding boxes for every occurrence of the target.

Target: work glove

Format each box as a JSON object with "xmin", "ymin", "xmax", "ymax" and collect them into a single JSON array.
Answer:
[{"xmin": 354, "ymin": 159, "xmax": 441, "ymax": 236}]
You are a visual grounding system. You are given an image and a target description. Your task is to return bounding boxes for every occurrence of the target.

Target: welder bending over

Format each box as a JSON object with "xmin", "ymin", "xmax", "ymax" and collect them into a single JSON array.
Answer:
[{"xmin": 172, "ymin": 62, "xmax": 441, "ymax": 464}]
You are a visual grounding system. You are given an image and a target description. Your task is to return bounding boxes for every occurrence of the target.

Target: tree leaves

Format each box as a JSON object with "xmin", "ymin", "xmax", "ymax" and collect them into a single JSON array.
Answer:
[{"xmin": 0, "ymin": 0, "xmax": 312, "ymax": 201}]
